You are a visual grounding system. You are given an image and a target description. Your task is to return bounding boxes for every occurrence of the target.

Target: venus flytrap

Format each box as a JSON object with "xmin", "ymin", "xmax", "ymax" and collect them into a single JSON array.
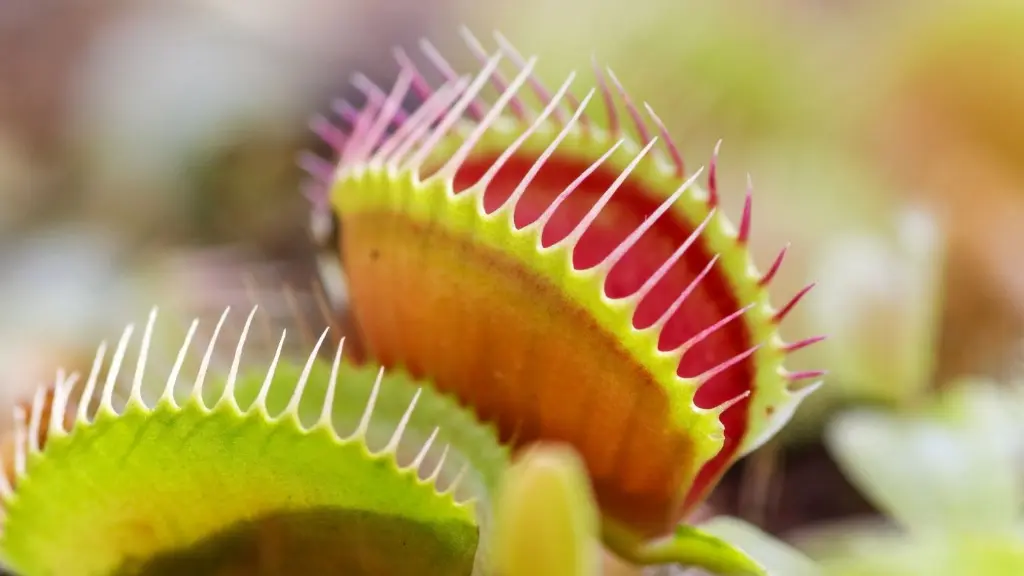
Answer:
[
  {"xmin": 0, "ymin": 306, "xmax": 511, "ymax": 575},
  {"xmin": 0, "ymin": 27, "xmax": 825, "ymax": 576},
  {"xmin": 309, "ymin": 29, "xmax": 824, "ymax": 573}
]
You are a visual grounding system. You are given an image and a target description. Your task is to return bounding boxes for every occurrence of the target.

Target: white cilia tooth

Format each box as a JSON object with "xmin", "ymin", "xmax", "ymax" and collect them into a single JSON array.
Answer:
[
  {"xmin": 428, "ymin": 444, "xmax": 451, "ymax": 484},
  {"xmin": 49, "ymin": 372, "xmax": 78, "ymax": 439},
  {"xmin": 599, "ymin": 167, "xmax": 704, "ymax": 275},
  {"xmin": 604, "ymin": 66, "xmax": 652, "ymax": 144},
  {"xmin": 0, "ymin": 456, "xmax": 12, "ymax": 500},
  {"xmin": 129, "ymin": 308, "xmax": 159, "ymax": 408},
  {"xmin": 495, "ymin": 81, "xmax": 591, "ymax": 215},
  {"xmin": 559, "ymin": 138, "xmax": 659, "ymax": 250},
  {"xmin": 218, "ymin": 306, "xmax": 258, "ymax": 410},
  {"xmin": 436, "ymin": 55, "xmax": 539, "ymax": 181},
  {"xmin": 592, "ymin": 58, "xmax": 620, "ymax": 137},
  {"xmin": 532, "ymin": 139, "xmax": 625, "ymax": 233},
  {"xmin": 446, "ymin": 461, "xmax": 471, "ymax": 498},
  {"xmin": 252, "ymin": 329, "xmax": 288, "ymax": 414},
  {"xmin": 650, "ymin": 256, "xmax": 720, "ymax": 333},
  {"xmin": 27, "ymin": 385, "xmax": 47, "ymax": 454},
  {"xmin": 12, "ymin": 407, "xmax": 26, "ymax": 479},
  {"xmin": 696, "ymin": 345, "xmax": 762, "ymax": 391},
  {"xmin": 318, "ymin": 337, "xmax": 346, "ymax": 429},
  {"xmin": 161, "ymin": 319, "xmax": 198, "ymax": 406},
  {"xmin": 283, "ymin": 327, "xmax": 331, "ymax": 425},
  {"xmin": 631, "ymin": 210, "xmax": 716, "ymax": 305},
  {"xmin": 493, "ymin": 31, "xmax": 564, "ymax": 124},
  {"xmin": 379, "ymin": 78, "xmax": 469, "ymax": 168},
  {"xmin": 643, "ymin": 101, "xmax": 685, "ymax": 177},
  {"xmin": 671, "ymin": 304, "xmax": 756, "ymax": 357},
  {"xmin": 476, "ymin": 75, "xmax": 584, "ymax": 208},
  {"xmin": 193, "ymin": 307, "xmax": 230, "ymax": 406},
  {"xmin": 411, "ymin": 426, "xmax": 441, "ymax": 473},
  {"xmin": 350, "ymin": 69, "xmax": 414, "ymax": 165},
  {"xmin": 99, "ymin": 324, "xmax": 135, "ymax": 416},
  {"xmin": 382, "ymin": 387, "xmax": 423, "ymax": 455},
  {"xmin": 391, "ymin": 46, "xmax": 433, "ymax": 102},
  {"xmin": 711, "ymin": 390, "xmax": 752, "ymax": 418},
  {"xmin": 419, "ymin": 38, "xmax": 487, "ymax": 122},
  {"xmin": 458, "ymin": 27, "xmax": 528, "ymax": 122},
  {"xmin": 403, "ymin": 50, "xmax": 504, "ymax": 172},
  {"xmin": 352, "ymin": 366, "xmax": 386, "ymax": 439}
]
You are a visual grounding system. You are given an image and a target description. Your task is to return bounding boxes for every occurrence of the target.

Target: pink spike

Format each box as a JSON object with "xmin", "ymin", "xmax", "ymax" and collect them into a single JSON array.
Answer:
[
  {"xmin": 601, "ymin": 167, "xmax": 704, "ymax": 272},
  {"xmin": 534, "ymin": 139, "xmax": 625, "ymax": 231},
  {"xmin": 297, "ymin": 152, "xmax": 334, "ymax": 183},
  {"xmin": 392, "ymin": 47, "xmax": 435, "ymax": 101},
  {"xmin": 644, "ymin": 102, "xmax": 684, "ymax": 177},
  {"xmin": 714, "ymin": 390, "xmax": 752, "ymax": 415},
  {"xmin": 301, "ymin": 181, "xmax": 328, "ymax": 211},
  {"xmin": 605, "ymin": 67, "xmax": 652, "ymax": 144},
  {"xmin": 592, "ymin": 56, "xmax": 619, "ymax": 137},
  {"xmin": 697, "ymin": 344, "xmax": 762, "ymax": 388},
  {"xmin": 562, "ymin": 138, "xmax": 659, "ymax": 248},
  {"xmin": 404, "ymin": 51, "xmax": 504, "ymax": 171},
  {"xmin": 759, "ymin": 244, "xmax": 789, "ymax": 287},
  {"xmin": 783, "ymin": 335, "xmax": 827, "ymax": 354},
  {"xmin": 340, "ymin": 91, "xmax": 383, "ymax": 160},
  {"xmin": 437, "ymin": 56, "xmax": 540, "ymax": 180},
  {"xmin": 788, "ymin": 370, "xmax": 827, "ymax": 382},
  {"xmin": 675, "ymin": 303, "xmax": 756, "ymax": 354},
  {"xmin": 420, "ymin": 38, "xmax": 486, "ymax": 121},
  {"xmin": 493, "ymin": 31, "xmax": 565, "ymax": 126},
  {"xmin": 459, "ymin": 28, "xmax": 527, "ymax": 123},
  {"xmin": 773, "ymin": 283, "xmax": 815, "ymax": 324},
  {"xmin": 708, "ymin": 139, "xmax": 722, "ymax": 208},
  {"xmin": 737, "ymin": 176, "xmax": 753, "ymax": 244},
  {"xmin": 309, "ymin": 115, "xmax": 346, "ymax": 152},
  {"xmin": 332, "ymin": 100, "xmax": 358, "ymax": 125},
  {"xmin": 376, "ymin": 77, "xmax": 468, "ymax": 165},
  {"xmin": 632, "ymin": 209, "xmax": 716, "ymax": 303},
  {"xmin": 653, "ymin": 255, "xmax": 720, "ymax": 330},
  {"xmin": 352, "ymin": 69, "xmax": 414, "ymax": 164},
  {"xmin": 352, "ymin": 74, "xmax": 411, "ymax": 126},
  {"xmin": 564, "ymin": 91, "xmax": 590, "ymax": 135},
  {"xmin": 484, "ymin": 81, "xmax": 591, "ymax": 211}
]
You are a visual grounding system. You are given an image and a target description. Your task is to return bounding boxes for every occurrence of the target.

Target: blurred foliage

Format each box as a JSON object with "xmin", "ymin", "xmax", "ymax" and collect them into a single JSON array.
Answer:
[{"xmin": 800, "ymin": 380, "xmax": 1024, "ymax": 575}]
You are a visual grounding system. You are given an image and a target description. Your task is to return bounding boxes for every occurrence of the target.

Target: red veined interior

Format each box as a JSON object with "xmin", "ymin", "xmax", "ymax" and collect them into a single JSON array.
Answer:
[{"xmin": 445, "ymin": 152, "xmax": 757, "ymax": 508}]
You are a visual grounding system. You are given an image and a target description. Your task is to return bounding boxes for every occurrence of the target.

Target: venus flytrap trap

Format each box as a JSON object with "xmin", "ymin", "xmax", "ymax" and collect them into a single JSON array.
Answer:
[
  {"xmin": 0, "ymin": 306, "xmax": 511, "ymax": 575},
  {"xmin": 306, "ymin": 29, "xmax": 825, "ymax": 573}
]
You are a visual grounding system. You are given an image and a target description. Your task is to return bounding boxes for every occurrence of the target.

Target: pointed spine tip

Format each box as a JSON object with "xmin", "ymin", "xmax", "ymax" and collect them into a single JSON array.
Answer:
[
  {"xmin": 643, "ymin": 101, "xmax": 684, "ymax": 177},
  {"xmin": 713, "ymin": 390, "xmax": 752, "ymax": 417},
  {"xmin": 759, "ymin": 244, "xmax": 789, "ymax": 287},
  {"xmin": 773, "ymin": 283, "xmax": 815, "ymax": 324},
  {"xmin": 696, "ymin": 344, "xmax": 761, "ymax": 389},
  {"xmin": 708, "ymin": 140, "xmax": 722, "ymax": 208},
  {"xmin": 783, "ymin": 334, "xmax": 827, "ymax": 354},
  {"xmin": 737, "ymin": 176, "xmax": 753, "ymax": 245},
  {"xmin": 604, "ymin": 66, "xmax": 651, "ymax": 144},
  {"xmin": 592, "ymin": 57, "xmax": 620, "ymax": 137},
  {"xmin": 788, "ymin": 370, "xmax": 827, "ymax": 384}
]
